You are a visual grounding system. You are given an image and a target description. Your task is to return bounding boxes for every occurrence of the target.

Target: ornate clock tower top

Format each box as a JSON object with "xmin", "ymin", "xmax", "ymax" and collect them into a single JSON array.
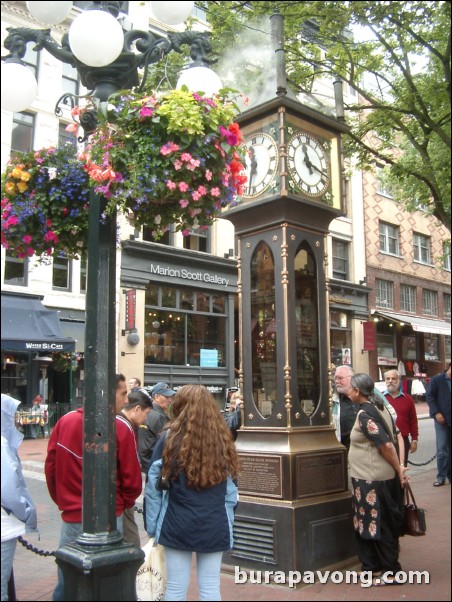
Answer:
[{"xmin": 224, "ymin": 10, "xmax": 350, "ymax": 235}]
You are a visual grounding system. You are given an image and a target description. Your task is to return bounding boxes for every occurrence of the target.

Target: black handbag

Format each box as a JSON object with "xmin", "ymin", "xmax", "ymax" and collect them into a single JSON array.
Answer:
[
  {"xmin": 156, "ymin": 470, "xmax": 171, "ymax": 491},
  {"xmin": 403, "ymin": 483, "xmax": 426, "ymax": 536}
]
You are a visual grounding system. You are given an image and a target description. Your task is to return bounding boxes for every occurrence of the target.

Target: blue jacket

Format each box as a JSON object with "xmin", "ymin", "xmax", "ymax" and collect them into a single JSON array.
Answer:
[
  {"xmin": 426, "ymin": 371, "xmax": 451, "ymax": 426},
  {"xmin": 145, "ymin": 433, "xmax": 238, "ymax": 552}
]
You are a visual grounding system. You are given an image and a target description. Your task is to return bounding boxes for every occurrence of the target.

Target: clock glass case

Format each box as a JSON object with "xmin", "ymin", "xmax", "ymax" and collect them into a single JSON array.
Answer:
[
  {"xmin": 287, "ymin": 132, "xmax": 331, "ymax": 198},
  {"xmin": 242, "ymin": 132, "xmax": 279, "ymax": 199}
]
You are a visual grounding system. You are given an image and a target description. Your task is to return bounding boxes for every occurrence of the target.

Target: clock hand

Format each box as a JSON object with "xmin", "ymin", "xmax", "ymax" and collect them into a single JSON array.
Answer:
[
  {"xmin": 247, "ymin": 148, "xmax": 257, "ymax": 193},
  {"xmin": 301, "ymin": 144, "xmax": 313, "ymax": 175},
  {"xmin": 310, "ymin": 163, "xmax": 327, "ymax": 177}
]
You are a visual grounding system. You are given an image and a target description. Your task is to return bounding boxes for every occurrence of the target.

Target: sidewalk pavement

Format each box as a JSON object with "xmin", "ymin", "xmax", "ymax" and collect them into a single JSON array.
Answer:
[{"xmin": 14, "ymin": 403, "xmax": 450, "ymax": 602}]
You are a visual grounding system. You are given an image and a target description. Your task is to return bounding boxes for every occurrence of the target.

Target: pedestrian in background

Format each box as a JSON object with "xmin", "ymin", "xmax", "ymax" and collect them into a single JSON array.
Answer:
[
  {"xmin": 145, "ymin": 384, "xmax": 238, "ymax": 601},
  {"xmin": 138, "ymin": 382, "xmax": 175, "ymax": 474},
  {"xmin": 347, "ymin": 373, "xmax": 407, "ymax": 585},
  {"xmin": 384, "ymin": 369, "xmax": 418, "ymax": 466},
  {"xmin": 129, "ymin": 376, "xmax": 141, "ymax": 392},
  {"xmin": 119, "ymin": 388, "xmax": 152, "ymax": 547},
  {"xmin": 45, "ymin": 374, "xmax": 142, "ymax": 600},
  {"xmin": 1, "ymin": 394, "xmax": 38, "ymax": 602},
  {"xmin": 225, "ymin": 390, "xmax": 242, "ymax": 441},
  {"xmin": 426, "ymin": 363, "xmax": 451, "ymax": 487},
  {"xmin": 29, "ymin": 394, "xmax": 46, "ymax": 439}
]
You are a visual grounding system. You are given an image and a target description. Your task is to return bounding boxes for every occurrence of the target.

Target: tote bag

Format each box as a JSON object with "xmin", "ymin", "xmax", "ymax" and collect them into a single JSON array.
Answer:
[{"xmin": 136, "ymin": 537, "xmax": 166, "ymax": 601}]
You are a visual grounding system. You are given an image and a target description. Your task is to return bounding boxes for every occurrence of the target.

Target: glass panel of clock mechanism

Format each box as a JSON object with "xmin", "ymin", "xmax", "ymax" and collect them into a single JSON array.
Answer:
[
  {"xmin": 250, "ymin": 242, "xmax": 277, "ymax": 418},
  {"xmin": 295, "ymin": 243, "xmax": 320, "ymax": 417}
]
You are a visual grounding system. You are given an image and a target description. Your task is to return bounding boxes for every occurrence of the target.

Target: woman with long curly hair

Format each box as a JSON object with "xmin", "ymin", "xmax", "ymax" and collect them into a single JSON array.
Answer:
[{"xmin": 145, "ymin": 384, "xmax": 238, "ymax": 601}]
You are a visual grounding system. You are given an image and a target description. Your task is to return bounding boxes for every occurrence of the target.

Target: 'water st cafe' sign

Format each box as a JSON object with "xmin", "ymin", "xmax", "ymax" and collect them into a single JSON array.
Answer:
[{"xmin": 2, "ymin": 340, "xmax": 76, "ymax": 352}]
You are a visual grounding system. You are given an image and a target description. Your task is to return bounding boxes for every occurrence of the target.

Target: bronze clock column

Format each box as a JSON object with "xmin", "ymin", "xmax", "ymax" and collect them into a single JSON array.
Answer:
[{"xmin": 221, "ymin": 11, "xmax": 355, "ymax": 581}]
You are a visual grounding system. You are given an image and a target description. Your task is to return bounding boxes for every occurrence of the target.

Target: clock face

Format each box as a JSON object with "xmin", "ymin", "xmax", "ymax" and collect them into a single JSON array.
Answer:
[
  {"xmin": 242, "ymin": 133, "xmax": 279, "ymax": 198},
  {"xmin": 287, "ymin": 132, "xmax": 330, "ymax": 197}
]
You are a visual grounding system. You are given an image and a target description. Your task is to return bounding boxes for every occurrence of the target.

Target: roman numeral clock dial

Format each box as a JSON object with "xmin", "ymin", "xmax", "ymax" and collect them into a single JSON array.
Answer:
[
  {"xmin": 242, "ymin": 133, "xmax": 279, "ymax": 199},
  {"xmin": 287, "ymin": 132, "xmax": 331, "ymax": 198}
]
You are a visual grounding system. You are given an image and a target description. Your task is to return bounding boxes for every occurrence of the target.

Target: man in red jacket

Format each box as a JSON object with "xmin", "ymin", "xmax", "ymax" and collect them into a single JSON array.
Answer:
[
  {"xmin": 45, "ymin": 374, "xmax": 143, "ymax": 601},
  {"xmin": 384, "ymin": 369, "xmax": 419, "ymax": 466}
]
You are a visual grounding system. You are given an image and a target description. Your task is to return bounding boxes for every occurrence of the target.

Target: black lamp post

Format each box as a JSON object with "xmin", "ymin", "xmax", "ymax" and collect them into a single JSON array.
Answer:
[{"xmin": 2, "ymin": 2, "xmax": 217, "ymax": 599}]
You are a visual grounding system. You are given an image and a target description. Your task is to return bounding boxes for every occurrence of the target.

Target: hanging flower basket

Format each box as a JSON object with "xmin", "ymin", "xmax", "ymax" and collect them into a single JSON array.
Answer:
[
  {"xmin": 1, "ymin": 146, "xmax": 90, "ymax": 259},
  {"xmin": 51, "ymin": 351, "xmax": 79, "ymax": 373},
  {"xmin": 81, "ymin": 87, "xmax": 247, "ymax": 238}
]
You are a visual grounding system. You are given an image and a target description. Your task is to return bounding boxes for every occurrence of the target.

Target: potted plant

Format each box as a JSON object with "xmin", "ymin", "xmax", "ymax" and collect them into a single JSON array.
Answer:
[
  {"xmin": 81, "ymin": 87, "xmax": 247, "ymax": 238},
  {"xmin": 1, "ymin": 145, "xmax": 90, "ymax": 258}
]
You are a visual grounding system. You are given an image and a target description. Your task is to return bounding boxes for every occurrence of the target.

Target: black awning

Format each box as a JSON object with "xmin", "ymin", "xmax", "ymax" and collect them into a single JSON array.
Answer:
[{"xmin": 1, "ymin": 293, "xmax": 76, "ymax": 352}]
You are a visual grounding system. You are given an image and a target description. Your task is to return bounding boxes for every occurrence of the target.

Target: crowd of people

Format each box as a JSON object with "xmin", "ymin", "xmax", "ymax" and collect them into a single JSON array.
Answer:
[{"xmin": 1, "ymin": 361, "xmax": 450, "ymax": 600}]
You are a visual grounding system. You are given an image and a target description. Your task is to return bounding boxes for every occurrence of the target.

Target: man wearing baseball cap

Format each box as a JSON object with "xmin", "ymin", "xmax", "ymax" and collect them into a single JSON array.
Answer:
[{"xmin": 138, "ymin": 382, "xmax": 176, "ymax": 475}]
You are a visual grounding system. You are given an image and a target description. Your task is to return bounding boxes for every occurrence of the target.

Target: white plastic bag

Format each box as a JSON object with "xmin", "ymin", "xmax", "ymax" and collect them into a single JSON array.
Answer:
[{"xmin": 136, "ymin": 537, "xmax": 166, "ymax": 601}]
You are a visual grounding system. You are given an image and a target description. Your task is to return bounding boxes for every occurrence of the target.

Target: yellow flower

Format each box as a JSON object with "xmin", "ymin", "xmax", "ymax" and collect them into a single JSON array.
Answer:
[
  {"xmin": 20, "ymin": 171, "xmax": 31, "ymax": 182},
  {"xmin": 17, "ymin": 181, "xmax": 29, "ymax": 193},
  {"xmin": 11, "ymin": 167, "xmax": 23, "ymax": 179},
  {"xmin": 4, "ymin": 181, "xmax": 16, "ymax": 194}
]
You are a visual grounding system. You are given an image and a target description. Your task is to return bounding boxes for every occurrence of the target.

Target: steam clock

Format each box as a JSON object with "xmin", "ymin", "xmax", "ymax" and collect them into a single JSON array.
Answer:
[{"xmin": 222, "ymin": 48, "xmax": 355, "ymax": 575}]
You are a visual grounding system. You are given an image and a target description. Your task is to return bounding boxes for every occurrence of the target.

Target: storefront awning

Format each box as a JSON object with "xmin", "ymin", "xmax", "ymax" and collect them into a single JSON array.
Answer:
[
  {"xmin": 1, "ymin": 293, "xmax": 76, "ymax": 352},
  {"xmin": 372, "ymin": 309, "xmax": 451, "ymax": 336}
]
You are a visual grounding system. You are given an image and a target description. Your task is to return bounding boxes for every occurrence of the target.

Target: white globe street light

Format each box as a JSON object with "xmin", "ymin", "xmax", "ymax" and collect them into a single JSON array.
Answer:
[
  {"xmin": 151, "ymin": 1, "xmax": 194, "ymax": 25},
  {"xmin": 68, "ymin": 9, "xmax": 124, "ymax": 68},
  {"xmin": 1, "ymin": 62, "xmax": 38, "ymax": 112},
  {"xmin": 177, "ymin": 65, "xmax": 223, "ymax": 97},
  {"xmin": 26, "ymin": 1, "xmax": 73, "ymax": 25}
]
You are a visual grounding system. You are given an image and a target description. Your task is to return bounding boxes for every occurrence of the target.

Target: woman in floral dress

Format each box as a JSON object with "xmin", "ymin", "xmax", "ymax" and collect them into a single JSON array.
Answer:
[{"xmin": 347, "ymin": 373, "xmax": 408, "ymax": 585}]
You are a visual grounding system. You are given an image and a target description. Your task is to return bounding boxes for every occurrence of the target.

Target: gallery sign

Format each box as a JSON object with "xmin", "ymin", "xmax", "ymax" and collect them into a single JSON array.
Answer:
[{"xmin": 149, "ymin": 264, "xmax": 231, "ymax": 287}]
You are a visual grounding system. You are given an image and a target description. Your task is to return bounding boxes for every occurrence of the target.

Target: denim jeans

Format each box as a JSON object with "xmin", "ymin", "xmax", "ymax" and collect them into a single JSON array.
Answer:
[
  {"xmin": 52, "ymin": 515, "xmax": 123, "ymax": 601},
  {"xmin": 163, "ymin": 548, "xmax": 223, "ymax": 601},
  {"xmin": 1, "ymin": 538, "xmax": 17, "ymax": 601},
  {"xmin": 434, "ymin": 421, "xmax": 451, "ymax": 482}
]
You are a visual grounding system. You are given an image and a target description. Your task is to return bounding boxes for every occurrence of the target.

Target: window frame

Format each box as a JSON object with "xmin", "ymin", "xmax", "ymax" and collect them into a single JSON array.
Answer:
[
  {"xmin": 379, "ymin": 221, "xmax": 400, "ymax": 256},
  {"xmin": 413, "ymin": 233, "xmax": 431, "ymax": 265},
  {"xmin": 375, "ymin": 278, "xmax": 394, "ymax": 309}
]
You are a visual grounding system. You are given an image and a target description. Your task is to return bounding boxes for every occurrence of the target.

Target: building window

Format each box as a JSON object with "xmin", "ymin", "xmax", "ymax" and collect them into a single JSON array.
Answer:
[
  {"xmin": 3, "ymin": 253, "xmax": 28, "ymax": 286},
  {"xmin": 379, "ymin": 221, "xmax": 400, "ymax": 255},
  {"xmin": 53, "ymin": 255, "xmax": 72, "ymax": 291},
  {"xmin": 424, "ymin": 333, "xmax": 439, "ymax": 361},
  {"xmin": 444, "ymin": 294, "xmax": 451, "ymax": 321},
  {"xmin": 330, "ymin": 311, "xmax": 352, "ymax": 367},
  {"xmin": 443, "ymin": 242, "xmax": 451, "ymax": 271},
  {"xmin": 183, "ymin": 227, "xmax": 210, "ymax": 253},
  {"xmin": 332, "ymin": 239, "xmax": 349, "ymax": 280},
  {"xmin": 376, "ymin": 322, "xmax": 395, "ymax": 359},
  {"xmin": 445, "ymin": 336, "xmax": 451, "ymax": 362},
  {"xmin": 413, "ymin": 233, "xmax": 431, "ymax": 264},
  {"xmin": 144, "ymin": 284, "xmax": 227, "ymax": 367},
  {"xmin": 80, "ymin": 259, "xmax": 87, "ymax": 294},
  {"xmin": 400, "ymin": 284, "xmax": 416, "ymax": 313},
  {"xmin": 375, "ymin": 279, "xmax": 394, "ymax": 309},
  {"xmin": 58, "ymin": 122, "xmax": 78, "ymax": 149},
  {"xmin": 376, "ymin": 163, "xmax": 393, "ymax": 197},
  {"xmin": 61, "ymin": 62, "xmax": 79, "ymax": 99},
  {"xmin": 143, "ymin": 226, "xmax": 173, "ymax": 245},
  {"xmin": 422, "ymin": 289, "xmax": 438, "ymax": 317},
  {"xmin": 11, "ymin": 112, "xmax": 35, "ymax": 155}
]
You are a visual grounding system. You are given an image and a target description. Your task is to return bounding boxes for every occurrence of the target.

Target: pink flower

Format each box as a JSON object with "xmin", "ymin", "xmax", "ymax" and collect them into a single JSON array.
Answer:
[
  {"xmin": 166, "ymin": 180, "xmax": 177, "ymax": 191},
  {"xmin": 205, "ymin": 170, "xmax": 212, "ymax": 181},
  {"xmin": 210, "ymin": 187, "xmax": 221, "ymax": 197},
  {"xmin": 44, "ymin": 230, "xmax": 59, "ymax": 244},
  {"xmin": 160, "ymin": 142, "xmax": 180, "ymax": 156},
  {"xmin": 174, "ymin": 160, "xmax": 183, "ymax": 170},
  {"xmin": 139, "ymin": 106, "xmax": 154, "ymax": 118},
  {"xmin": 178, "ymin": 182, "xmax": 189, "ymax": 192},
  {"xmin": 192, "ymin": 191, "xmax": 201, "ymax": 201},
  {"xmin": 197, "ymin": 186, "xmax": 207, "ymax": 196},
  {"xmin": 22, "ymin": 234, "xmax": 32, "ymax": 244},
  {"xmin": 26, "ymin": 247, "xmax": 35, "ymax": 256},
  {"xmin": 181, "ymin": 229, "xmax": 191, "ymax": 237},
  {"xmin": 181, "ymin": 153, "xmax": 193, "ymax": 162},
  {"xmin": 179, "ymin": 199, "xmax": 190, "ymax": 209}
]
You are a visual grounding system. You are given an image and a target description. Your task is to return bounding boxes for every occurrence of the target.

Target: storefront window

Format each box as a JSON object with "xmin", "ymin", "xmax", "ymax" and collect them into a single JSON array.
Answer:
[
  {"xmin": 251, "ymin": 242, "xmax": 277, "ymax": 418},
  {"xmin": 376, "ymin": 321, "xmax": 396, "ymax": 358},
  {"xmin": 144, "ymin": 286, "xmax": 227, "ymax": 367},
  {"xmin": 402, "ymin": 335, "xmax": 417, "ymax": 360},
  {"xmin": 445, "ymin": 336, "xmax": 451, "ymax": 362},
  {"xmin": 424, "ymin": 333, "xmax": 439, "ymax": 361},
  {"xmin": 330, "ymin": 311, "xmax": 351, "ymax": 367},
  {"xmin": 295, "ymin": 244, "xmax": 320, "ymax": 417}
]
